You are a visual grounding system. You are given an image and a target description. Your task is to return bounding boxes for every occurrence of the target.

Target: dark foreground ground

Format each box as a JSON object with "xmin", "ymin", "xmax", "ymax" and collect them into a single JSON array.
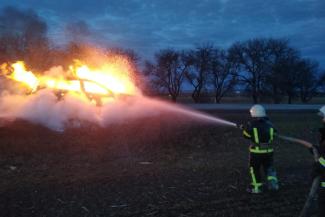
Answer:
[{"xmin": 0, "ymin": 111, "xmax": 321, "ymax": 217}]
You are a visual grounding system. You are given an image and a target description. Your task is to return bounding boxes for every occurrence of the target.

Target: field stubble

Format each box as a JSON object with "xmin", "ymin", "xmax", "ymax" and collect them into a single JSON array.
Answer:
[{"xmin": 0, "ymin": 111, "xmax": 320, "ymax": 217}]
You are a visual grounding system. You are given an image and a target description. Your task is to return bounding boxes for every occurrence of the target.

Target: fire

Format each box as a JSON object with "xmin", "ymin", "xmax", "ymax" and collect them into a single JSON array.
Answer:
[
  {"xmin": 0, "ymin": 58, "xmax": 138, "ymax": 105},
  {"xmin": 7, "ymin": 61, "xmax": 39, "ymax": 92}
]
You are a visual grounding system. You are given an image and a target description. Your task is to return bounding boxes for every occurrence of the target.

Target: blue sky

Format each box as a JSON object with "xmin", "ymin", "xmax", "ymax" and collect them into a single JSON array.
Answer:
[{"xmin": 1, "ymin": 0, "xmax": 324, "ymax": 67}]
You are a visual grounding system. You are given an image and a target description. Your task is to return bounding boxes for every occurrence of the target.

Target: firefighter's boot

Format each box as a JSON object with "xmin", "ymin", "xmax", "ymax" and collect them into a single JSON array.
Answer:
[{"xmin": 267, "ymin": 167, "xmax": 279, "ymax": 191}]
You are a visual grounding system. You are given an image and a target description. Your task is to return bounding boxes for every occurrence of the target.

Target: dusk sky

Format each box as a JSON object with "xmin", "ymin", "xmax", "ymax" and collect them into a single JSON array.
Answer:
[{"xmin": 1, "ymin": 0, "xmax": 324, "ymax": 67}]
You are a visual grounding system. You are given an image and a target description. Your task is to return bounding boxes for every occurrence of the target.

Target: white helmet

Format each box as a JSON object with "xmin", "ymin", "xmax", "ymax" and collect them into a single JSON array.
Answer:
[
  {"xmin": 250, "ymin": 104, "xmax": 266, "ymax": 118},
  {"xmin": 318, "ymin": 105, "xmax": 325, "ymax": 121}
]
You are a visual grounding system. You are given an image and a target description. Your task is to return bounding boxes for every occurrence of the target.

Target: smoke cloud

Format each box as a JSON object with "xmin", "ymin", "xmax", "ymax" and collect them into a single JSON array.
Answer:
[{"xmin": 0, "ymin": 88, "xmax": 161, "ymax": 131}]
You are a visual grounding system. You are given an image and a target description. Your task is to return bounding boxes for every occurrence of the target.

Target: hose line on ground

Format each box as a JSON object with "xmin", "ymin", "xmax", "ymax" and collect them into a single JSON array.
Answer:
[{"xmin": 276, "ymin": 134, "xmax": 320, "ymax": 217}]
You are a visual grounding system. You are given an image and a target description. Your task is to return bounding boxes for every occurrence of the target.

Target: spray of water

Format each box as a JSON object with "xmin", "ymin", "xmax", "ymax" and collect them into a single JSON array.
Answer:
[{"xmin": 144, "ymin": 97, "xmax": 237, "ymax": 127}]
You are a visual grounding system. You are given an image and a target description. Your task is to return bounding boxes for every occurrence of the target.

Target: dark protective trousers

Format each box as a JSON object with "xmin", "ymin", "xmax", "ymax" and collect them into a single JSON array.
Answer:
[
  {"xmin": 319, "ymin": 189, "xmax": 325, "ymax": 217},
  {"xmin": 249, "ymin": 152, "xmax": 278, "ymax": 191}
]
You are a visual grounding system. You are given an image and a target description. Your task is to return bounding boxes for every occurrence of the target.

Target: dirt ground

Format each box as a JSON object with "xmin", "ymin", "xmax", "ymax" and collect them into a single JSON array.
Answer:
[{"xmin": 0, "ymin": 111, "xmax": 321, "ymax": 217}]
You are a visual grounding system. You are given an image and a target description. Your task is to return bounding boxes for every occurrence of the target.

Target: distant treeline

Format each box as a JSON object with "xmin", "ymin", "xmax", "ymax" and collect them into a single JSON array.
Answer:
[
  {"xmin": 0, "ymin": 6, "xmax": 324, "ymax": 104},
  {"xmin": 145, "ymin": 40, "xmax": 325, "ymax": 104}
]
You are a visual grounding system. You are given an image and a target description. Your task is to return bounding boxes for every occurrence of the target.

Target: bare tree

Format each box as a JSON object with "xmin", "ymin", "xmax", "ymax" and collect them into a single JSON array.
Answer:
[
  {"xmin": 265, "ymin": 39, "xmax": 300, "ymax": 103},
  {"xmin": 272, "ymin": 48, "xmax": 301, "ymax": 104},
  {"xmin": 318, "ymin": 71, "xmax": 325, "ymax": 95},
  {"xmin": 185, "ymin": 45, "xmax": 213, "ymax": 103},
  {"xmin": 210, "ymin": 49, "xmax": 238, "ymax": 103},
  {"xmin": 144, "ymin": 49, "xmax": 190, "ymax": 102},
  {"xmin": 228, "ymin": 38, "xmax": 271, "ymax": 103},
  {"xmin": 296, "ymin": 59, "xmax": 320, "ymax": 103}
]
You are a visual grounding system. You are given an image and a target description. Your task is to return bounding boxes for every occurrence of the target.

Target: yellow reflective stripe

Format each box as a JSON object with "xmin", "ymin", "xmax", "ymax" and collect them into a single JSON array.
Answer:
[
  {"xmin": 319, "ymin": 157, "xmax": 325, "ymax": 167},
  {"xmin": 267, "ymin": 176, "xmax": 278, "ymax": 181},
  {"xmin": 243, "ymin": 130, "xmax": 251, "ymax": 138},
  {"xmin": 250, "ymin": 167, "xmax": 262, "ymax": 191},
  {"xmin": 250, "ymin": 167, "xmax": 257, "ymax": 190},
  {"xmin": 321, "ymin": 182, "xmax": 325, "ymax": 188},
  {"xmin": 250, "ymin": 148, "xmax": 273, "ymax": 153},
  {"xmin": 269, "ymin": 128, "xmax": 274, "ymax": 142},
  {"xmin": 253, "ymin": 128, "xmax": 259, "ymax": 144}
]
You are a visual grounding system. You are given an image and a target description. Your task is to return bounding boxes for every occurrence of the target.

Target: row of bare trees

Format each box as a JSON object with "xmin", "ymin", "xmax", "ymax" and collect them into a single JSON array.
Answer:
[
  {"xmin": 229, "ymin": 38, "xmax": 323, "ymax": 103},
  {"xmin": 144, "ymin": 39, "xmax": 324, "ymax": 103},
  {"xmin": 144, "ymin": 46, "xmax": 238, "ymax": 103}
]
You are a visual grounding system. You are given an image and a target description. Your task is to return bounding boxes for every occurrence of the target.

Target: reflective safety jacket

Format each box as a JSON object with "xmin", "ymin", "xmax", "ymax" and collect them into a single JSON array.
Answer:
[{"xmin": 243, "ymin": 117, "xmax": 276, "ymax": 154}]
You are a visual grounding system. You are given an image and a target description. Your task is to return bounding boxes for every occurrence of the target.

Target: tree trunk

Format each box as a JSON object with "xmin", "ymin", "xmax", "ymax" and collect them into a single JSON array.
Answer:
[
  {"xmin": 301, "ymin": 97, "xmax": 309, "ymax": 104},
  {"xmin": 191, "ymin": 87, "xmax": 201, "ymax": 103},
  {"xmin": 272, "ymin": 86, "xmax": 281, "ymax": 104},
  {"xmin": 191, "ymin": 91, "xmax": 198, "ymax": 103},
  {"xmin": 215, "ymin": 97, "xmax": 221, "ymax": 103},
  {"xmin": 288, "ymin": 95, "xmax": 292, "ymax": 104}
]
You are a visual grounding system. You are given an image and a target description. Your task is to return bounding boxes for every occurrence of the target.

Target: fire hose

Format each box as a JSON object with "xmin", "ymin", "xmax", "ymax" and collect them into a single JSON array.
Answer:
[
  {"xmin": 276, "ymin": 134, "xmax": 320, "ymax": 217},
  {"xmin": 277, "ymin": 134, "xmax": 319, "ymax": 161}
]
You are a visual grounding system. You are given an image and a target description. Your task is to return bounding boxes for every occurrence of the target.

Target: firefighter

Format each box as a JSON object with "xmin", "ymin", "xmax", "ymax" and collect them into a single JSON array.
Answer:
[
  {"xmin": 312, "ymin": 106, "xmax": 325, "ymax": 216},
  {"xmin": 238, "ymin": 104, "xmax": 278, "ymax": 194}
]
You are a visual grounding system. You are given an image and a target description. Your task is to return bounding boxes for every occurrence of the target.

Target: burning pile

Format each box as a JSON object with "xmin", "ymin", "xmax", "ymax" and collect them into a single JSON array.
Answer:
[
  {"xmin": 0, "ymin": 53, "xmax": 147, "ymax": 131},
  {"xmin": 0, "ymin": 57, "xmax": 138, "ymax": 105}
]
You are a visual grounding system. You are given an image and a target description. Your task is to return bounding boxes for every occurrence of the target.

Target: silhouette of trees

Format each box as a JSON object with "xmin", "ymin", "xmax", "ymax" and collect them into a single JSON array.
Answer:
[
  {"xmin": 210, "ymin": 49, "xmax": 238, "ymax": 103},
  {"xmin": 144, "ymin": 49, "xmax": 191, "ymax": 102},
  {"xmin": 228, "ymin": 38, "xmax": 322, "ymax": 103},
  {"xmin": 296, "ymin": 59, "xmax": 320, "ymax": 103},
  {"xmin": 145, "ymin": 46, "xmax": 239, "ymax": 103},
  {"xmin": 185, "ymin": 45, "xmax": 213, "ymax": 103},
  {"xmin": 266, "ymin": 40, "xmax": 301, "ymax": 104},
  {"xmin": 228, "ymin": 38, "xmax": 271, "ymax": 103}
]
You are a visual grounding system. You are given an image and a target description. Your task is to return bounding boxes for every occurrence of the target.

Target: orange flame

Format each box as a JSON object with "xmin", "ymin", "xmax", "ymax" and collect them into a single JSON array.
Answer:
[
  {"xmin": 7, "ymin": 61, "xmax": 39, "ymax": 92},
  {"xmin": 0, "ymin": 58, "xmax": 138, "ymax": 103}
]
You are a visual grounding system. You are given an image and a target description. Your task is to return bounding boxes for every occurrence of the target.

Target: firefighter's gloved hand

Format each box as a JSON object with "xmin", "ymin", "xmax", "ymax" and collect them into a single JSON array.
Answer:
[{"xmin": 237, "ymin": 123, "xmax": 244, "ymax": 130}]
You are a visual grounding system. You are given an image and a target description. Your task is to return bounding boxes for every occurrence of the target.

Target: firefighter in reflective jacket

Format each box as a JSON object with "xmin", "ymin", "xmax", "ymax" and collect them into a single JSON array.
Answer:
[
  {"xmin": 312, "ymin": 105, "xmax": 325, "ymax": 216},
  {"xmin": 238, "ymin": 104, "xmax": 279, "ymax": 194}
]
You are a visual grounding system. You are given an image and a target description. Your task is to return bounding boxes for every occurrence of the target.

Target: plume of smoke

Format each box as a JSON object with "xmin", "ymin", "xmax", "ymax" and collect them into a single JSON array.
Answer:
[
  {"xmin": 0, "ymin": 90, "xmax": 98, "ymax": 131},
  {"xmin": 64, "ymin": 20, "xmax": 92, "ymax": 44},
  {"xmin": 0, "ymin": 90, "xmax": 161, "ymax": 131}
]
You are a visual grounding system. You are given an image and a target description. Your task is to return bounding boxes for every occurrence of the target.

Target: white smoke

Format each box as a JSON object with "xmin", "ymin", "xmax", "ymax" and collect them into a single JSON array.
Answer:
[{"xmin": 0, "ymin": 89, "xmax": 161, "ymax": 131}]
